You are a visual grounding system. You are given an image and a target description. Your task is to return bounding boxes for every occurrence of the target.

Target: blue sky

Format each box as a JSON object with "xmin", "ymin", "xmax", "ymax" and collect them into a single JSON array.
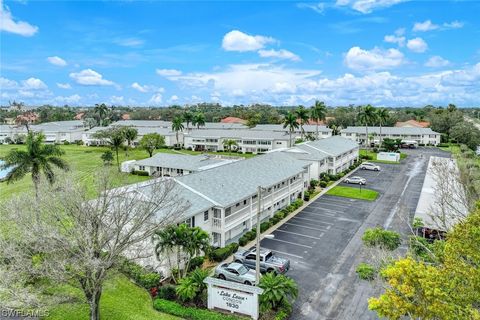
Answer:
[{"xmin": 1, "ymin": 0, "xmax": 479, "ymax": 107}]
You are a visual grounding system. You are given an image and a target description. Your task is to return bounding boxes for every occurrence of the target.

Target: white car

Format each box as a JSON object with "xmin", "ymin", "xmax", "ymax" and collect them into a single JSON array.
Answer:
[
  {"xmin": 344, "ymin": 176, "xmax": 366, "ymax": 185},
  {"xmin": 360, "ymin": 162, "xmax": 381, "ymax": 171}
]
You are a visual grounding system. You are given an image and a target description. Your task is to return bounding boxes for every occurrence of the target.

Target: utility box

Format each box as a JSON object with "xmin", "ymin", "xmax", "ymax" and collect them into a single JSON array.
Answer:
[{"xmin": 377, "ymin": 152, "xmax": 400, "ymax": 162}]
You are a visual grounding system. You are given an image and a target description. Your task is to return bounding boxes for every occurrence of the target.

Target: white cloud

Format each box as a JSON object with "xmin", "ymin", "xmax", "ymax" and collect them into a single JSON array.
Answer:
[
  {"xmin": 54, "ymin": 94, "xmax": 81, "ymax": 105},
  {"xmin": 131, "ymin": 82, "xmax": 148, "ymax": 93},
  {"xmin": 407, "ymin": 37, "xmax": 428, "ymax": 53},
  {"xmin": 168, "ymin": 95, "xmax": 179, "ymax": 103},
  {"xmin": 425, "ymin": 56, "xmax": 450, "ymax": 68},
  {"xmin": 258, "ymin": 49, "xmax": 301, "ymax": 61},
  {"xmin": 56, "ymin": 83, "xmax": 71, "ymax": 89},
  {"xmin": 222, "ymin": 30, "xmax": 275, "ymax": 52},
  {"xmin": 443, "ymin": 21, "xmax": 464, "ymax": 29},
  {"xmin": 110, "ymin": 96, "xmax": 124, "ymax": 105},
  {"xmin": 297, "ymin": 2, "xmax": 326, "ymax": 14},
  {"xmin": 0, "ymin": 77, "xmax": 18, "ymax": 89},
  {"xmin": 69, "ymin": 69, "xmax": 115, "ymax": 86},
  {"xmin": 0, "ymin": 0, "xmax": 38, "ymax": 36},
  {"xmin": 22, "ymin": 77, "xmax": 47, "ymax": 90},
  {"xmin": 384, "ymin": 34, "xmax": 405, "ymax": 46},
  {"xmin": 156, "ymin": 68, "xmax": 182, "ymax": 77},
  {"xmin": 113, "ymin": 37, "xmax": 144, "ymax": 47},
  {"xmin": 47, "ymin": 56, "xmax": 67, "ymax": 67},
  {"xmin": 335, "ymin": 0, "xmax": 405, "ymax": 14},
  {"xmin": 148, "ymin": 93, "xmax": 163, "ymax": 105},
  {"xmin": 413, "ymin": 20, "xmax": 439, "ymax": 32},
  {"xmin": 344, "ymin": 46, "xmax": 405, "ymax": 71}
]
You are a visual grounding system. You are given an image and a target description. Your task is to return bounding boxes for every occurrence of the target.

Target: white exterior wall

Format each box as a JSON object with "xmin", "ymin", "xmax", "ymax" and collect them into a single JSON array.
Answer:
[
  {"xmin": 184, "ymin": 136, "xmax": 291, "ymax": 154},
  {"xmin": 133, "ymin": 163, "xmax": 192, "ymax": 177},
  {"xmin": 341, "ymin": 132, "xmax": 440, "ymax": 146}
]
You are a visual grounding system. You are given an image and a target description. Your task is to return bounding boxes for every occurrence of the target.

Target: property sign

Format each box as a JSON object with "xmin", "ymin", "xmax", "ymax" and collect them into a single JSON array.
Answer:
[{"xmin": 204, "ymin": 277, "xmax": 264, "ymax": 320}]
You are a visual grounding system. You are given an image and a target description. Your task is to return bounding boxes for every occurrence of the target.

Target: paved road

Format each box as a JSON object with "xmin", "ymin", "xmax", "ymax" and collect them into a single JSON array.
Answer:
[{"xmin": 260, "ymin": 148, "xmax": 450, "ymax": 320}]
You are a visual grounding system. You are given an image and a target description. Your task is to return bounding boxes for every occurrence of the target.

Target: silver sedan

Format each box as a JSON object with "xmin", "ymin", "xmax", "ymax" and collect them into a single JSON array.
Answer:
[
  {"xmin": 214, "ymin": 262, "xmax": 257, "ymax": 286},
  {"xmin": 344, "ymin": 176, "xmax": 367, "ymax": 185}
]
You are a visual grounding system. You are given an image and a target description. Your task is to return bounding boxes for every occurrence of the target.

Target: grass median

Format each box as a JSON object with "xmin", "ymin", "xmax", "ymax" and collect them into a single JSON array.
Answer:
[{"xmin": 326, "ymin": 185, "xmax": 379, "ymax": 201}]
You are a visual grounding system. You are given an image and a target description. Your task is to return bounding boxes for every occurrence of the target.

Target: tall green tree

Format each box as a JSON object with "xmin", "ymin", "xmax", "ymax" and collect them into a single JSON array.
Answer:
[
  {"xmin": 259, "ymin": 273, "xmax": 298, "ymax": 312},
  {"xmin": 0, "ymin": 132, "xmax": 69, "ymax": 200},
  {"xmin": 183, "ymin": 111, "xmax": 193, "ymax": 132},
  {"xmin": 93, "ymin": 128, "xmax": 125, "ymax": 171},
  {"xmin": 121, "ymin": 126, "xmax": 138, "ymax": 157},
  {"xmin": 223, "ymin": 139, "xmax": 238, "ymax": 152},
  {"xmin": 295, "ymin": 106, "xmax": 309, "ymax": 141},
  {"xmin": 192, "ymin": 112, "xmax": 206, "ymax": 129},
  {"xmin": 171, "ymin": 116, "xmax": 185, "ymax": 147},
  {"xmin": 139, "ymin": 133, "xmax": 165, "ymax": 157},
  {"xmin": 94, "ymin": 103, "xmax": 109, "ymax": 126},
  {"xmin": 310, "ymin": 100, "xmax": 327, "ymax": 140},
  {"xmin": 283, "ymin": 112, "xmax": 299, "ymax": 146},
  {"xmin": 376, "ymin": 108, "xmax": 389, "ymax": 148},
  {"xmin": 358, "ymin": 105, "xmax": 377, "ymax": 149}
]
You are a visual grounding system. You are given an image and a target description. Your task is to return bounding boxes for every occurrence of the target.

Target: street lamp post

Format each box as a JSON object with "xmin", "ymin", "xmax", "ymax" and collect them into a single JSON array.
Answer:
[{"xmin": 255, "ymin": 185, "xmax": 274, "ymax": 284}]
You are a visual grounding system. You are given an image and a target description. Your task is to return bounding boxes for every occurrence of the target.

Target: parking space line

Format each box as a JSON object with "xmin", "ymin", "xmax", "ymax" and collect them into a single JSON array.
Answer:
[
  {"xmin": 275, "ymin": 229, "xmax": 323, "ymax": 240},
  {"xmin": 292, "ymin": 216, "xmax": 334, "ymax": 225},
  {"xmin": 285, "ymin": 222, "xmax": 328, "ymax": 232},
  {"xmin": 305, "ymin": 205, "xmax": 345, "ymax": 213},
  {"xmin": 300, "ymin": 210, "xmax": 337, "ymax": 217},
  {"xmin": 266, "ymin": 238, "xmax": 313, "ymax": 248},
  {"xmin": 264, "ymin": 248, "xmax": 304, "ymax": 259}
]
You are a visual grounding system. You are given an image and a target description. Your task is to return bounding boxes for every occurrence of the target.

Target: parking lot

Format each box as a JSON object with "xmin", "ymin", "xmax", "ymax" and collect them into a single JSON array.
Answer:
[{"xmin": 260, "ymin": 148, "xmax": 449, "ymax": 320}]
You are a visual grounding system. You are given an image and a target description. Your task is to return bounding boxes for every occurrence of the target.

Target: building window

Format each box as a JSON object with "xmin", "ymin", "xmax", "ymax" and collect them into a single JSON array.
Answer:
[
  {"xmin": 204, "ymin": 211, "xmax": 209, "ymax": 221},
  {"xmin": 139, "ymin": 166, "xmax": 145, "ymax": 171},
  {"xmin": 225, "ymin": 207, "xmax": 231, "ymax": 217},
  {"xmin": 243, "ymin": 200, "xmax": 247, "ymax": 205},
  {"xmin": 236, "ymin": 202, "xmax": 240, "ymax": 207}
]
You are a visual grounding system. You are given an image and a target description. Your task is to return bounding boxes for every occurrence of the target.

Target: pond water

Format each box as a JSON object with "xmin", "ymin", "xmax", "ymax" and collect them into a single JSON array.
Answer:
[{"xmin": 0, "ymin": 160, "xmax": 12, "ymax": 180}]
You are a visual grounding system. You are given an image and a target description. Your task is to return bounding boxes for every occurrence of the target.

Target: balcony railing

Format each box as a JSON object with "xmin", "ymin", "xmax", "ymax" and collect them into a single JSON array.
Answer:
[{"xmin": 211, "ymin": 218, "xmax": 222, "ymax": 230}]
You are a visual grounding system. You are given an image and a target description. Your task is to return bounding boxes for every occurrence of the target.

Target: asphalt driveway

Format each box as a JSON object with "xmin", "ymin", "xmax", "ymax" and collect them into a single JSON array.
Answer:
[{"xmin": 260, "ymin": 147, "xmax": 450, "ymax": 320}]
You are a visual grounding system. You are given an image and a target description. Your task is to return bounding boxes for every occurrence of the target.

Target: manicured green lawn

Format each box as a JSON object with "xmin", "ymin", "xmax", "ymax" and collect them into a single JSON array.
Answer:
[
  {"xmin": 0, "ymin": 144, "xmax": 254, "ymax": 200},
  {"xmin": 327, "ymin": 185, "xmax": 379, "ymax": 201},
  {"xmin": 46, "ymin": 273, "xmax": 178, "ymax": 320}
]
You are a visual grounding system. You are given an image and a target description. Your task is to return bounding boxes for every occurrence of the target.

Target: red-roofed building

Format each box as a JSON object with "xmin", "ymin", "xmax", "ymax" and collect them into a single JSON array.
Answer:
[
  {"xmin": 74, "ymin": 112, "xmax": 85, "ymax": 120},
  {"xmin": 122, "ymin": 113, "xmax": 131, "ymax": 120},
  {"xmin": 220, "ymin": 116, "xmax": 246, "ymax": 124},
  {"xmin": 304, "ymin": 117, "xmax": 335, "ymax": 125},
  {"xmin": 395, "ymin": 119, "xmax": 430, "ymax": 128}
]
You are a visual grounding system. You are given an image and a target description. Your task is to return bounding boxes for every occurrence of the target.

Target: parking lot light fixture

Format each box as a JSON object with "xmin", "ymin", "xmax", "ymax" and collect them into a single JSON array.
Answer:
[{"xmin": 256, "ymin": 185, "xmax": 267, "ymax": 284}]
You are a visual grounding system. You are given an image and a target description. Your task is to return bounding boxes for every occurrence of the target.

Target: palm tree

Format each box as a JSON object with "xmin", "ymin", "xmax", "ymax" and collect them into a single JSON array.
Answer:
[
  {"xmin": 94, "ymin": 103, "xmax": 109, "ymax": 126},
  {"xmin": 0, "ymin": 132, "xmax": 69, "ymax": 200},
  {"xmin": 122, "ymin": 127, "xmax": 138, "ymax": 157},
  {"xmin": 192, "ymin": 112, "xmax": 206, "ymax": 129},
  {"xmin": 310, "ymin": 100, "xmax": 327, "ymax": 140},
  {"xmin": 295, "ymin": 106, "xmax": 309, "ymax": 141},
  {"xmin": 222, "ymin": 139, "xmax": 238, "ymax": 152},
  {"xmin": 93, "ymin": 128, "xmax": 125, "ymax": 171},
  {"xmin": 183, "ymin": 111, "xmax": 193, "ymax": 132},
  {"xmin": 376, "ymin": 108, "xmax": 389, "ymax": 149},
  {"xmin": 154, "ymin": 226, "xmax": 179, "ymax": 283},
  {"xmin": 283, "ymin": 112, "xmax": 299, "ymax": 146},
  {"xmin": 171, "ymin": 116, "xmax": 184, "ymax": 147},
  {"xmin": 175, "ymin": 268, "xmax": 209, "ymax": 305},
  {"xmin": 259, "ymin": 272, "xmax": 298, "ymax": 312},
  {"xmin": 358, "ymin": 104, "xmax": 377, "ymax": 149}
]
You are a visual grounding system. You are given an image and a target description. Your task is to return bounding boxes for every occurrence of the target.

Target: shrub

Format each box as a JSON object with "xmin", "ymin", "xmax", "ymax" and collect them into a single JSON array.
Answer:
[
  {"xmin": 303, "ymin": 192, "xmax": 310, "ymax": 201},
  {"xmin": 260, "ymin": 221, "xmax": 271, "ymax": 233},
  {"xmin": 356, "ymin": 263, "xmax": 376, "ymax": 280},
  {"xmin": 246, "ymin": 229, "xmax": 257, "ymax": 240},
  {"xmin": 270, "ymin": 215, "xmax": 281, "ymax": 225},
  {"xmin": 338, "ymin": 172, "xmax": 345, "ymax": 178},
  {"xmin": 274, "ymin": 211, "xmax": 285, "ymax": 220},
  {"xmin": 309, "ymin": 179, "xmax": 318, "ymax": 188},
  {"xmin": 75, "ymin": 140, "xmax": 84, "ymax": 145},
  {"xmin": 189, "ymin": 256, "xmax": 205, "ymax": 271},
  {"xmin": 153, "ymin": 299, "xmax": 242, "ymax": 320},
  {"xmin": 157, "ymin": 285, "xmax": 177, "ymax": 301},
  {"xmin": 63, "ymin": 140, "xmax": 70, "ymax": 145},
  {"xmin": 362, "ymin": 227, "xmax": 401, "ymax": 251},
  {"xmin": 319, "ymin": 181, "xmax": 327, "ymax": 188},
  {"xmin": 119, "ymin": 259, "xmax": 162, "ymax": 289},
  {"xmin": 239, "ymin": 235, "xmax": 249, "ymax": 246},
  {"xmin": 132, "ymin": 170, "xmax": 149, "ymax": 176},
  {"xmin": 208, "ymin": 243, "xmax": 239, "ymax": 262},
  {"xmin": 372, "ymin": 147, "xmax": 378, "ymax": 153}
]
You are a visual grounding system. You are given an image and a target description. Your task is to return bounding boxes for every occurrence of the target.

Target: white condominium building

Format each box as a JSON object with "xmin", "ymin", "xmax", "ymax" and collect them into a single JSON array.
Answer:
[{"xmin": 340, "ymin": 126, "xmax": 441, "ymax": 146}]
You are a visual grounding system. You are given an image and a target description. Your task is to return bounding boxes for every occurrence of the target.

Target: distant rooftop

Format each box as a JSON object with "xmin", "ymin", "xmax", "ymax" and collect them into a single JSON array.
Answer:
[
  {"xmin": 31, "ymin": 120, "xmax": 86, "ymax": 132},
  {"xmin": 134, "ymin": 153, "xmax": 237, "ymax": 171},
  {"xmin": 187, "ymin": 129, "xmax": 292, "ymax": 140},
  {"xmin": 341, "ymin": 126, "xmax": 439, "ymax": 135}
]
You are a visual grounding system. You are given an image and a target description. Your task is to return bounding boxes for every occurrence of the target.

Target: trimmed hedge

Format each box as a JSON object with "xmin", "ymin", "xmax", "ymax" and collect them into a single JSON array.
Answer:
[
  {"xmin": 153, "ymin": 299, "xmax": 244, "ymax": 320},
  {"xmin": 319, "ymin": 181, "xmax": 327, "ymax": 188},
  {"xmin": 157, "ymin": 285, "xmax": 177, "ymax": 301},
  {"xmin": 356, "ymin": 263, "xmax": 376, "ymax": 281},
  {"xmin": 132, "ymin": 170, "xmax": 149, "ymax": 176},
  {"xmin": 208, "ymin": 243, "xmax": 239, "ymax": 262},
  {"xmin": 260, "ymin": 221, "xmax": 271, "ymax": 233},
  {"xmin": 119, "ymin": 258, "xmax": 161, "ymax": 289},
  {"xmin": 189, "ymin": 256, "xmax": 205, "ymax": 271}
]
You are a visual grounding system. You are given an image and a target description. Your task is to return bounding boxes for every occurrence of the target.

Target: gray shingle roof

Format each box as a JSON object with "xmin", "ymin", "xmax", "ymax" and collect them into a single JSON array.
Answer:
[
  {"xmin": 187, "ymin": 129, "xmax": 292, "ymax": 140},
  {"xmin": 252, "ymin": 124, "xmax": 331, "ymax": 133},
  {"xmin": 31, "ymin": 121, "xmax": 86, "ymax": 132},
  {"xmin": 341, "ymin": 126, "xmax": 440, "ymax": 135},
  {"xmin": 300, "ymin": 136, "xmax": 359, "ymax": 156},
  {"xmin": 174, "ymin": 152, "xmax": 308, "ymax": 207},
  {"xmin": 134, "ymin": 153, "xmax": 231, "ymax": 171}
]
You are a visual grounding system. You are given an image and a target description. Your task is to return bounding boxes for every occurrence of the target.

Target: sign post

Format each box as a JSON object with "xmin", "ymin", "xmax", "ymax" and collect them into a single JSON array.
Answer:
[{"xmin": 204, "ymin": 277, "xmax": 264, "ymax": 320}]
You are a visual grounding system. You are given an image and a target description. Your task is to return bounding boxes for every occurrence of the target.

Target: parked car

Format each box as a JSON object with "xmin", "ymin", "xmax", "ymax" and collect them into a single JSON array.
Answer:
[
  {"xmin": 344, "ymin": 176, "xmax": 366, "ymax": 185},
  {"xmin": 360, "ymin": 162, "xmax": 381, "ymax": 171},
  {"xmin": 214, "ymin": 262, "xmax": 257, "ymax": 285},
  {"xmin": 234, "ymin": 248, "xmax": 290, "ymax": 274}
]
